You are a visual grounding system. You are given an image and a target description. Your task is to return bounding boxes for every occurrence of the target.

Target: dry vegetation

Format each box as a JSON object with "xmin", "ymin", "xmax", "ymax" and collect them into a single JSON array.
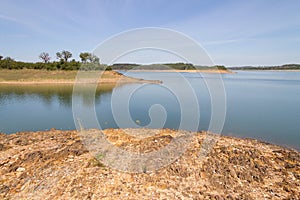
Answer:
[{"xmin": 0, "ymin": 69, "xmax": 159, "ymax": 84}]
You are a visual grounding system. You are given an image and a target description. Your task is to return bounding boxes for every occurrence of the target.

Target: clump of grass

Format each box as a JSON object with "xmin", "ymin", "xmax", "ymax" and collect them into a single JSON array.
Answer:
[
  {"xmin": 88, "ymin": 154, "xmax": 106, "ymax": 168},
  {"xmin": 142, "ymin": 165, "xmax": 147, "ymax": 173},
  {"xmin": 88, "ymin": 158, "xmax": 105, "ymax": 168}
]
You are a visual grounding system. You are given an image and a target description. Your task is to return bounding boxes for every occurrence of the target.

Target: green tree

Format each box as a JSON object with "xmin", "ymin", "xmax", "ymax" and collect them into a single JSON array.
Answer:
[
  {"xmin": 105, "ymin": 66, "xmax": 112, "ymax": 71},
  {"xmin": 56, "ymin": 52, "xmax": 63, "ymax": 62},
  {"xmin": 56, "ymin": 50, "xmax": 72, "ymax": 62},
  {"xmin": 0, "ymin": 57, "xmax": 15, "ymax": 69},
  {"xmin": 79, "ymin": 52, "xmax": 90, "ymax": 63},
  {"xmin": 3, "ymin": 57, "xmax": 14, "ymax": 61},
  {"xmin": 88, "ymin": 54, "xmax": 100, "ymax": 64},
  {"xmin": 39, "ymin": 52, "xmax": 51, "ymax": 63},
  {"xmin": 215, "ymin": 65, "xmax": 227, "ymax": 70},
  {"xmin": 80, "ymin": 52, "xmax": 100, "ymax": 64},
  {"xmin": 0, "ymin": 55, "xmax": 3, "ymax": 60}
]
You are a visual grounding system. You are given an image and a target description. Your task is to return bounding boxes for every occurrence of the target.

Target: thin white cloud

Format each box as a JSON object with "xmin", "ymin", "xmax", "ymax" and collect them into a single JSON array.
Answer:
[
  {"xmin": 203, "ymin": 38, "xmax": 244, "ymax": 46},
  {"xmin": 0, "ymin": 14, "xmax": 20, "ymax": 22}
]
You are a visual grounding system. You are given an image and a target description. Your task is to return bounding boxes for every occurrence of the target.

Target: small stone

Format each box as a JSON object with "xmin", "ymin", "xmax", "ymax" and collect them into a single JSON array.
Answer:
[
  {"xmin": 200, "ymin": 172, "xmax": 206, "ymax": 179},
  {"xmin": 16, "ymin": 167, "xmax": 25, "ymax": 172}
]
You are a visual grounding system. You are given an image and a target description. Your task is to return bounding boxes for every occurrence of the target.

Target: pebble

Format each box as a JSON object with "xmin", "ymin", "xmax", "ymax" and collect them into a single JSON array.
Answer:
[{"xmin": 16, "ymin": 167, "xmax": 25, "ymax": 172}]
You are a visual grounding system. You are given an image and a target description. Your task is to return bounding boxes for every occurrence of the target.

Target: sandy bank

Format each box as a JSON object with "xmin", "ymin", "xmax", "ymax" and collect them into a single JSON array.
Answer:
[{"xmin": 0, "ymin": 129, "xmax": 299, "ymax": 199}]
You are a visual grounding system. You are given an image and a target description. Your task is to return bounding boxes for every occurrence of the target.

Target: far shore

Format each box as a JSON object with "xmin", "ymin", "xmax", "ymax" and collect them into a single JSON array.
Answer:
[
  {"xmin": 124, "ymin": 69, "xmax": 235, "ymax": 74},
  {"xmin": 231, "ymin": 69, "xmax": 300, "ymax": 72}
]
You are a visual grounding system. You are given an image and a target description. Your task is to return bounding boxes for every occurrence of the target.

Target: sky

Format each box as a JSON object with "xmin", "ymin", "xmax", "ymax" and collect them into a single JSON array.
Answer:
[{"xmin": 0, "ymin": 0, "xmax": 300, "ymax": 66}]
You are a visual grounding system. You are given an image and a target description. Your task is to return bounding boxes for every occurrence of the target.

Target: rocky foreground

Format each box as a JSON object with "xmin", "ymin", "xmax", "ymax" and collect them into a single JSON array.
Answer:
[{"xmin": 0, "ymin": 129, "xmax": 299, "ymax": 199}]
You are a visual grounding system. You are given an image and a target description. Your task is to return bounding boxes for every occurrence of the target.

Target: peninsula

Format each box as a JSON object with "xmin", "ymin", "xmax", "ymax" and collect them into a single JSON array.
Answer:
[{"xmin": 0, "ymin": 69, "xmax": 160, "ymax": 85}]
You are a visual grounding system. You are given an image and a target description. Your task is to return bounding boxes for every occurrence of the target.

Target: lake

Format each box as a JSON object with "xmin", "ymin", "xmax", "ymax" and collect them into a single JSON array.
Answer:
[{"xmin": 0, "ymin": 71, "xmax": 299, "ymax": 150}]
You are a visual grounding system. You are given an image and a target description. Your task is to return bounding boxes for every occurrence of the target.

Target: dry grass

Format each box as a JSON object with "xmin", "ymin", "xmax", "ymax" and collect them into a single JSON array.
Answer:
[{"xmin": 0, "ymin": 69, "xmax": 119, "ymax": 82}]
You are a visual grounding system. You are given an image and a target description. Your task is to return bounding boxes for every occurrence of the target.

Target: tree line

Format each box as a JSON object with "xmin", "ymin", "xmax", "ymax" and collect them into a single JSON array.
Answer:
[
  {"xmin": 229, "ymin": 64, "xmax": 300, "ymax": 70},
  {"xmin": 0, "ymin": 51, "xmax": 107, "ymax": 70},
  {"xmin": 109, "ymin": 63, "xmax": 227, "ymax": 70}
]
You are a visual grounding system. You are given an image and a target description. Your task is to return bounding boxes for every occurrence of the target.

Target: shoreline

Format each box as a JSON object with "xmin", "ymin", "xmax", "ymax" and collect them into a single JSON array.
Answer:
[
  {"xmin": 123, "ymin": 69, "xmax": 234, "ymax": 74},
  {"xmin": 0, "ymin": 79, "xmax": 161, "ymax": 85},
  {"xmin": 0, "ymin": 128, "xmax": 299, "ymax": 199},
  {"xmin": 231, "ymin": 69, "xmax": 300, "ymax": 72}
]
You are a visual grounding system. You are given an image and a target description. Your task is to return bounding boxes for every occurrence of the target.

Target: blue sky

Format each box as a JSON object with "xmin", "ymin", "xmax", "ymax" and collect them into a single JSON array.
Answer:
[{"xmin": 0, "ymin": 0, "xmax": 300, "ymax": 66}]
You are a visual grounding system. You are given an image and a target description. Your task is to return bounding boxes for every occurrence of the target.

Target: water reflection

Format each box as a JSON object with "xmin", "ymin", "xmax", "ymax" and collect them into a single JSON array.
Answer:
[
  {"xmin": 0, "ymin": 84, "xmax": 115, "ymax": 107},
  {"xmin": 0, "ymin": 84, "xmax": 115, "ymax": 133}
]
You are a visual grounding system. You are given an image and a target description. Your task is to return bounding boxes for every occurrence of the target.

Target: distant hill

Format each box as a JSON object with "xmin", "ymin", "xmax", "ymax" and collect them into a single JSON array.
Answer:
[
  {"xmin": 110, "ymin": 63, "xmax": 228, "ymax": 71},
  {"xmin": 229, "ymin": 64, "xmax": 300, "ymax": 70}
]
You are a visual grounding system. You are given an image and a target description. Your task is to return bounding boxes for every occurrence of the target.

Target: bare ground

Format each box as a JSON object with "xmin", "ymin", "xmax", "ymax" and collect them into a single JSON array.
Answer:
[{"xmin": 0, "ymin": 129, "xmax": 299, "ymax": 199}]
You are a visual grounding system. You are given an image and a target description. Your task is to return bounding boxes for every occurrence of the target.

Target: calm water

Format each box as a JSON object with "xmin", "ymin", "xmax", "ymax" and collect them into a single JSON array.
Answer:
[{"xmin": 0, "ymin": 71, "xmax": 299, "ymax": 150}]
